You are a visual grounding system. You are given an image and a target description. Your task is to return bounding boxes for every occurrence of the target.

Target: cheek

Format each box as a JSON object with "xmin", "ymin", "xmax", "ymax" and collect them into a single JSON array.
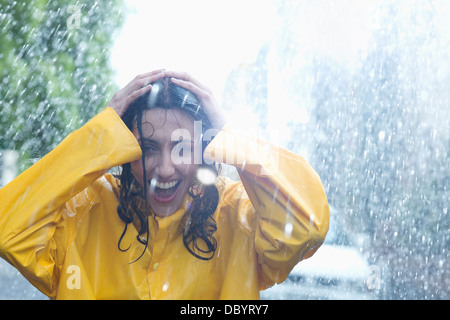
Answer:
[
  {"xmin": 131, "ymin": 157, "xmax": 157, "ymax": 181},
  {"xmin": 179, "ymin": 164, "xmax": 198, "ymax": 181}
]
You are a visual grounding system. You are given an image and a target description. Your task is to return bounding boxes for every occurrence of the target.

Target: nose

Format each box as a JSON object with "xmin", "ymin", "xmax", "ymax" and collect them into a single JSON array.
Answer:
[{"xmin": 154, "ymin": 149, "xmax": 176, "ymax": 179}]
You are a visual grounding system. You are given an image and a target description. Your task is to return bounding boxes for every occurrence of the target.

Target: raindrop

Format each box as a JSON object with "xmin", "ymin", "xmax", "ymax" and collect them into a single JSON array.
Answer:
[
  {"xmin": 284, "ymin": 223, "xmax": 293, "ymax": 237},
  {"xmin": 149, "ymin": 178, "xmax": 157, "ymax": 192},
  {"xmin": 196, "ymin": 167, "xmax": 217, "ymax": 185}
]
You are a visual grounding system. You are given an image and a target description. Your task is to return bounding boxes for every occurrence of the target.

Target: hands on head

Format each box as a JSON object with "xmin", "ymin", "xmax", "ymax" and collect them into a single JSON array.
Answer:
[{"xmin": 108, "ymin": 69, "xmax": 226, "ymax": 130}]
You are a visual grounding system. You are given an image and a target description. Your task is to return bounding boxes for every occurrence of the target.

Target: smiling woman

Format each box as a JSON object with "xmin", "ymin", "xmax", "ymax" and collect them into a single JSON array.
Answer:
[
  {"xmin": 0, "ymin": 70, "xmax": 329, "ymax": 299},
  {"xmin": 117, "ymin": 76, "xmax": 220, "ymax": 261}
]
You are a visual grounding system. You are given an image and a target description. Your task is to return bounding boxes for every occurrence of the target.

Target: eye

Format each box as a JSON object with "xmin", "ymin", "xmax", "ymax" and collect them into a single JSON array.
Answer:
[{"xmin": 142, "ymin": 143, "xmax": 159, "ymax": 154}]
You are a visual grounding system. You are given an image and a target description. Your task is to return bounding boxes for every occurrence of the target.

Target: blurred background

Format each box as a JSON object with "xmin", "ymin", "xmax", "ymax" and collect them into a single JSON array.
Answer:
[{"xmin": 0, "ymin": 0, "xmax": 449, "ymax": 299}]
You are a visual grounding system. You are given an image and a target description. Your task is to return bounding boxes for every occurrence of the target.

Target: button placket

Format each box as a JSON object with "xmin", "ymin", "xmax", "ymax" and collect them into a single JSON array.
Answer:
[
  {"xmin": 146, "ymin": 206, "xmax": 187, "ymax": 299},
  {"xmin": 148, "ymin": 230, "xmax": 168, "ymax": 274}
]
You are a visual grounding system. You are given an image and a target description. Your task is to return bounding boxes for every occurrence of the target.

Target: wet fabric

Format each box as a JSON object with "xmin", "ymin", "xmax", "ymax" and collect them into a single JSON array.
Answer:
[{"xmin": 0, "ymin": 107, "xmax": 329, "ymax": 299}]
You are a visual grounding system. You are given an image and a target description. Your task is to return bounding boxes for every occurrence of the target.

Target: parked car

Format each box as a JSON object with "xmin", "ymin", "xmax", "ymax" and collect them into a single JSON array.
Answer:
[{"xmin": 261, "ymin": 208, "xmax": 378, "ymax": 300}]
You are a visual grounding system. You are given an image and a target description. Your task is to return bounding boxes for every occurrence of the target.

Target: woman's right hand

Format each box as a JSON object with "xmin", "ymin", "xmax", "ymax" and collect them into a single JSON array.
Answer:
[{"xmin": 107, "ymin": 69, "xmax": 166, "ymax": 118}]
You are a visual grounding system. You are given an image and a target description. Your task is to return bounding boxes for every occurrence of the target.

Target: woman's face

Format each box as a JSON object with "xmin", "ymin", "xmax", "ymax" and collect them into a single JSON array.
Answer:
[{"xmin": 131, "ymin": 107, "xmax": 198, "ymax": 217}]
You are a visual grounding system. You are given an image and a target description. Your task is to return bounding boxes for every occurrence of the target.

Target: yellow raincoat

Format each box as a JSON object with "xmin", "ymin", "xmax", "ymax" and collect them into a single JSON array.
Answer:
[{"xmin": 0, "ymin": 107, "xmax": 329, "ymax": 299}]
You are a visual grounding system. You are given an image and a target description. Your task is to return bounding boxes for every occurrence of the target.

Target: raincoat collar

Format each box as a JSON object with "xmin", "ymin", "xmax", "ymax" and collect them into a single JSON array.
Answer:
[
  {"xmin": 130, "ymin": 191, "xmax": 194, "ymax": 235},
  {"xmin": 154, "ymin": 196, "xmax": 193, "ymax": 230}
]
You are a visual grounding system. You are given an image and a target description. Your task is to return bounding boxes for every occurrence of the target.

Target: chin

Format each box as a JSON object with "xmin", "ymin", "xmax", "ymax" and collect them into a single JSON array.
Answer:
[
  {"xmin": 148, "ymin": 192, "xmax": 187, "ymax": 218},
  {"xmin": 153, "ymin": 208, "xmax": 177, "ymax": 218}
]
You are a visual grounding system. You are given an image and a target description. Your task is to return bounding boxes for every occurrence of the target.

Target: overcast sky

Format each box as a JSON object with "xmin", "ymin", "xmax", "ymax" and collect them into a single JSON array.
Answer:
[{"xmin": 110, "ymin": 0, "xmax": 374, "ymax": 96}]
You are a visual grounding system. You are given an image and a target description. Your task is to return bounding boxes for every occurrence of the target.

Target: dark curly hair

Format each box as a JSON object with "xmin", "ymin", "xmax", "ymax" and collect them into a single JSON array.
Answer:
[{"xmin": 117, "ymin": 77, "xmax": 220, "ymax": 262}]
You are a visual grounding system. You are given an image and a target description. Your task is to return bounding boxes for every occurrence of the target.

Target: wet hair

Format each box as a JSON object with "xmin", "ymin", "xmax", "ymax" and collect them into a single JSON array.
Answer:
[{"xmin": 117, "ymin": 77, "xmax": 219, "ymax": 262}]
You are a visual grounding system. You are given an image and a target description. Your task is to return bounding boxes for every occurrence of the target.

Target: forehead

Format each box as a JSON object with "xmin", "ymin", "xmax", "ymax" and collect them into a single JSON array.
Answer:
[{"xmin": 132, "ymin": 107, "xmax": 195, "ymax": 139}]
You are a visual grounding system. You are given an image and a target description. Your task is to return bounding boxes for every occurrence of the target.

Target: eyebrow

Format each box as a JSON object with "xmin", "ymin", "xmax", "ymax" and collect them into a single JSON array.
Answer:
[{"xmin": 138, "ymin": 138, "xmax": 194, "ymax": 147}]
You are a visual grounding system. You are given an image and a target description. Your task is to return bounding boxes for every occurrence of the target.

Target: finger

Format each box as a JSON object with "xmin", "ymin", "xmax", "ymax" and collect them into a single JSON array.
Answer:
[
  {"xmin": 124, "ymin": 71, "xmax": 165, "ymax": 95},
  {"xmin": 164, "ymin": 70, "xmax": 208, "ymax": 91},
  {"xmin": 170, "ymin": 77, "xmax": 209, "ymax": 100},
  {"xmin": 135, "ymin": 69, "xmax": 166, "ymax": 80},
  {"xmin": 124, "ymin": 84, "xmax": 153, "ymax": 108}
]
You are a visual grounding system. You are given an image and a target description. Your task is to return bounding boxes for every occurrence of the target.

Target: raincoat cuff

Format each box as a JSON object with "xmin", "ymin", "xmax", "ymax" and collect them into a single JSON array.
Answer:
[{"xmin": 204, "ymin": 124, "xmax": 281, "ymax": 177}]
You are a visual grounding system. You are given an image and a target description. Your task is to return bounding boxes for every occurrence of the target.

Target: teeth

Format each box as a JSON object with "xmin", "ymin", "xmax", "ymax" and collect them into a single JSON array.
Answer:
[{"xmin": 155, "ymin": 180, "xmax": 179, "ymax": 189}]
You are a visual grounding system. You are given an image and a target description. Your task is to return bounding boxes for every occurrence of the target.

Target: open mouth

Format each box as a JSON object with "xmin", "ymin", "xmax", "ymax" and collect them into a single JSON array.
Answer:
[{"xmin": 149, "ymin": 179, "xmax": 181, "ymax": 203}]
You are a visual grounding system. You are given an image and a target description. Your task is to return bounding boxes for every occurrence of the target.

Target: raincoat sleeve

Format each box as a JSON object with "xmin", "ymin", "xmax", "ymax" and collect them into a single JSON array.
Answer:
[
  {"xmin": 204, "ymin": 125, "xmax": 330, "ymax": 289},
  {"xmin": 0, "ymin": 107, "xmax": 141, "ymax": 297}
]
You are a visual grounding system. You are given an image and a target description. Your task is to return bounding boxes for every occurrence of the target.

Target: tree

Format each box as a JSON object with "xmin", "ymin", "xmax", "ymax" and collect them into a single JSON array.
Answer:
[
  {"xmin": 306, "ymin": 0, "xmax": 450, "ymax": 299},
  {"xmin": 0, "ymin": 0, "xmax": 125, "ymax": 172},
  {"xmin": 280, "ymin": 0, "xmax": 450, "ymax": 299}
]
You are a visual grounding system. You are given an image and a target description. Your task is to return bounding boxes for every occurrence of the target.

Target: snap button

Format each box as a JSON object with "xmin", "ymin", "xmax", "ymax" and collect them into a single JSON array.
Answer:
[{"xmin": 153, "ymin": 262, "xmax": 160, "ymax": 271}]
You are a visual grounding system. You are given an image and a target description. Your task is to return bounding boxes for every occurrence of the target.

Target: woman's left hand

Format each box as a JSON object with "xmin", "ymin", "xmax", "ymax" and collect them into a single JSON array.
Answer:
[{"xmin": 164, "ymin": 71, "xmax": 226, "ymax": 131}]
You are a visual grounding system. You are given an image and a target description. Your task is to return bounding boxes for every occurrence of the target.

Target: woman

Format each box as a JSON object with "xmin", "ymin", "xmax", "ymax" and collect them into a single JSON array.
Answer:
[{"xmin": 0, "ymin": 70, "xmax": 329, "ymax": 299}]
